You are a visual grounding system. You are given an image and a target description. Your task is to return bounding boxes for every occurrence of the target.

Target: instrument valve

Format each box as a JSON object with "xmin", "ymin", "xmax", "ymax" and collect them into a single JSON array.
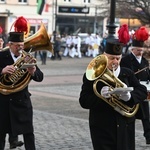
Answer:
[{"xmin": 14, "ymin": 66, "xmax": 18, "ymax": 70}]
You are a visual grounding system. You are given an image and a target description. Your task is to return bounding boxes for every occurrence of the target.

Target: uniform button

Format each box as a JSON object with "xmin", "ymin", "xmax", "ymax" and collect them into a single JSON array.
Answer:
[
  {"xmin": 10, "ymin": 99, "xmax": 12, "ymax": 101},
  {"xmin": 117, "ymin": 124, "xmax": 119, "ymax": 127}
]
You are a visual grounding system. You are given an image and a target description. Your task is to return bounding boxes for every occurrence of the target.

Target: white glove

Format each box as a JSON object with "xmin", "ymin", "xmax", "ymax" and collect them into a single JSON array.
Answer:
[
  {"xmin": 119, "ymin": 92, "xmax": 131, "ymax": 102},
  {"xmin": 101, "ymin": 86, "xmax": 111, "ymax": 98}
]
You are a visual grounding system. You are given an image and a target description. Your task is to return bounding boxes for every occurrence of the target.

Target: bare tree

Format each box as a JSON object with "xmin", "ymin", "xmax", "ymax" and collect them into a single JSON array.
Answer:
[
  {"xmin": 97, "ymin": 0, "xmax": 150, "ymax": 25},
  {"xmin": 116, "ymin": 0, "xmax": 150, "ymax": 25}
]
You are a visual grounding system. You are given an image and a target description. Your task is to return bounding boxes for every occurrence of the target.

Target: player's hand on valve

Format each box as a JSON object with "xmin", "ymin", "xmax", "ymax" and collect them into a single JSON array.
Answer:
[
  {"xmin": 119, "ymin": 91, "xmax": 131, "ymax": 102},
  {"xmin": 101, "ymin": 86, "xmax": 111, "ymax": 98}
]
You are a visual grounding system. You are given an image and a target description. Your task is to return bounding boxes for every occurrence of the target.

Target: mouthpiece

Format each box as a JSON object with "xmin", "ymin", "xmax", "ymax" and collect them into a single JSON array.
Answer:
[{"xmin": 112, "ymin": 64, "xmax": 116, "ymax": 73}]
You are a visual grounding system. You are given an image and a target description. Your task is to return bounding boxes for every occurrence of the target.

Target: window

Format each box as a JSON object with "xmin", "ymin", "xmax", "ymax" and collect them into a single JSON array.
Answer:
[
  {"xmin": 83, "ymin": 0, "xmax": 90, "ymax": 3},
  {"xmin": 18, "ymin": 0, "xmax": 27, "ymax": 3},
  {"xmin": 0, "ymin": 0, "xmax": 5, "ymax": 3},
  {"xmin": 128, "ymin": 0, "xmax": 135, "ymax": 2},
  {"xmin": 64, "ymin": 0, "xmax": 71, "ymax": 2}
]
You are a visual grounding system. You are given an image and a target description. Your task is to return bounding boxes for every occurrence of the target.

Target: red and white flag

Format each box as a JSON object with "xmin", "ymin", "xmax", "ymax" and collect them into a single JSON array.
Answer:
[{"xmin": 44, "ymin": 0, "xmax": 51, "ymax": 12}]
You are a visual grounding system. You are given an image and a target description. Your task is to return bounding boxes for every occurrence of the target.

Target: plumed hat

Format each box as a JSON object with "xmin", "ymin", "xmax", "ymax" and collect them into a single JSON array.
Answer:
[
  {"xmin": 8, "ymin": 16, "xmax": 28, "ymax": 42},
  {"xmin": 132, "ymin": 26, "xmax": 149, "ymax": 47},
  {"xmin": 105, "ymin": 24, "xmax": 130, "ymax": 55},
  {"xmin": 8, "ymin": 32, "xmax": 24, "ymax": 42}
]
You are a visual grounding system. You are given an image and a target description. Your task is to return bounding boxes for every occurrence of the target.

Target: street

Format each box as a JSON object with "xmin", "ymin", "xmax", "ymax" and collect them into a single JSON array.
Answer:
[{"xmin": 5, "ymin": 56, "xmax": 150, "ymax": 150}]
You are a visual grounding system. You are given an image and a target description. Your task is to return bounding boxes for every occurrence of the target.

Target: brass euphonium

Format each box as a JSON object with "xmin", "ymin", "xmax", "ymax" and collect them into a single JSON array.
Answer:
[
  {"xmin": 0, "ymin": 23, "xmax": 53, "ymax": 95},
  {"xmin": 86, "ymin": 54, "xmax": 139, "ymax": 117}
]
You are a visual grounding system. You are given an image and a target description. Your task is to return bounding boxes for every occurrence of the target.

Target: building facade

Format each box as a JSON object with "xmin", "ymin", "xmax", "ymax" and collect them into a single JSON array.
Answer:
[{"xmin": 0, "ymin": 0, "xmax": 108, "ymax": 36}]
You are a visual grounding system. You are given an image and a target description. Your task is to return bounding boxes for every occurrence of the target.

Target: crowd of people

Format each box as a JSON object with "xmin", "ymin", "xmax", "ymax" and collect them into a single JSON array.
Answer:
[
  {"xmin": 47, "ymin": 32, "xmax": 104, "ymax": 60},
  {"xmin": 63, "ymin": 32, "xmax": 104, "ymax": 58}
]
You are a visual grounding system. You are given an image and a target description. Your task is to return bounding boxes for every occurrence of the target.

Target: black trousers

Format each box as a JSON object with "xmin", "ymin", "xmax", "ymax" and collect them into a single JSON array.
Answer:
[
  {"xmin": 0, "ymin": 132, "xmax": 35, "ymax": 150},
  {"xmin": 0, "ymin": 134, "xmax": 5, "ymax": 150},
  {"xmin": 141, "ymin": 101, "xmax": 150, "ymax": 139},
  {"xmin": 23, "ymin": 133, "xmax": 36, "ymax": 150},
  {"xmin": 41, "ymin": 52, "xmax": 47, "ymax": 64},
  {"xmin": 8, "ymin": 133, "xmax": 18, "ymax": 144}
]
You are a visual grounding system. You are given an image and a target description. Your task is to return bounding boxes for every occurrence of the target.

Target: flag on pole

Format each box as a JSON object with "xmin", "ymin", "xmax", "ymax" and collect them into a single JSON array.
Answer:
[
  {"xmin": 37, "ymin": 0, "xmax": 45, "ymax": 15},
  {"xmin": 45, "ymin": 3, "xmax": 49, "ymax": 12}
]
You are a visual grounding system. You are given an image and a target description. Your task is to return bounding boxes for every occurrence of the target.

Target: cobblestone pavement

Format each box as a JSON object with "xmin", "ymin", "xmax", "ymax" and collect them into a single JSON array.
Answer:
[{"xmin": 4, "ymin": 56, "xmax": 150, "ymax": 150}]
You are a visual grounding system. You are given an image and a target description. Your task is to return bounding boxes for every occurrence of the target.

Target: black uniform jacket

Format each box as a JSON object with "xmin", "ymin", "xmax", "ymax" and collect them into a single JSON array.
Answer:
[
  {"xmin": 120, "ymin": 53, "xmax": 150, "ymax": 81},
  {"xmin": 120, "ymin": 53, "xmax": 150, "ymax": 119},
  {"xmin": 79, "ymin": 67, "xmax": 147, "ymax": 150},
  {"xmin": 0, "ymin": 49, "xmax": 44, "ymax": 135}
]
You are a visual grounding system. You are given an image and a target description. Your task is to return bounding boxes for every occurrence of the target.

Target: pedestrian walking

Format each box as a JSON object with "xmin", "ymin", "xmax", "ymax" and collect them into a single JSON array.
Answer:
[
  {"xmin": 41, "ymin": 50, "xmax": 47, "ymax": 65},
  {"xmin": 75, "ymin": 35, "xmax": 82, "ymax": 58},
  {"xmin": 51, "ymin": 31, "xmax": 62, "ymax": 60},
  {"xmin": 85, "ymin": 33, "xmax": 94, "ymax": 57}
]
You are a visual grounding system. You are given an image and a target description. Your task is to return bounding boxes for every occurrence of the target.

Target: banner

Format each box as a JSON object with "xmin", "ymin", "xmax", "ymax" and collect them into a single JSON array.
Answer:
[{"xmin": 37, "ymin": 0, "xmax": 45, "ymax": 15}]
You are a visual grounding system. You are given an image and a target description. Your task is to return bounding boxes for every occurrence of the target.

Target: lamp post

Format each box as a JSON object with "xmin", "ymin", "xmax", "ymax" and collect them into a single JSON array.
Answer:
[
  {"xmin": 5, "ymin": 9, "xmax": 11, "ymax": 16},
  {"xmin": 84, "ymin": 5, "xmax": 87, "ymax": 33},
  {"xmin": 94, "ymin": 6, "xmax": 98, "ymax": 34},
  {"xmin": 55, "ymin": 0, "xmax": 57, "ymax": 32},
  {"xmin": 106, "ymin": 0, "xmax": 118, "ymax": 39}
]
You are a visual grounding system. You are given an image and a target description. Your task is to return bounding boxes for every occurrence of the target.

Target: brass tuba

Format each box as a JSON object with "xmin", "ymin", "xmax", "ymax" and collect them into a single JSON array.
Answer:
[
  {"xmin": 86, "ymin": 54, "xmax": 139, "ymax": 117},
  {"xmin": 3, "ymin": 23, "xmax": 53, "ymax": 53},
  {"xmin": 24, "ymin": 23, "xmax": 53, "ymax": 53},
  {"xmin": 0, "ymin": 23, "xmax": 53, "ymax": 95}
]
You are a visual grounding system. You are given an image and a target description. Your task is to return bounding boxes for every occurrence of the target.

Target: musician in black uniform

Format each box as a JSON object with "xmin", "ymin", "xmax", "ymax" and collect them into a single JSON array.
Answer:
[
  {"xmin": 120, "ymin": 27, "xmax": 150, "ymax": 144},
  {"xmin": 0, "ymin": 30, "xmax": 24, "ymax": 149},
  {"xmin": 79, "ymin": 25, "xmax": 147, "ymax": 150},
  {"xmin": 0, "ymin": 29, "xmax": 43, "ymax": 149}
]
